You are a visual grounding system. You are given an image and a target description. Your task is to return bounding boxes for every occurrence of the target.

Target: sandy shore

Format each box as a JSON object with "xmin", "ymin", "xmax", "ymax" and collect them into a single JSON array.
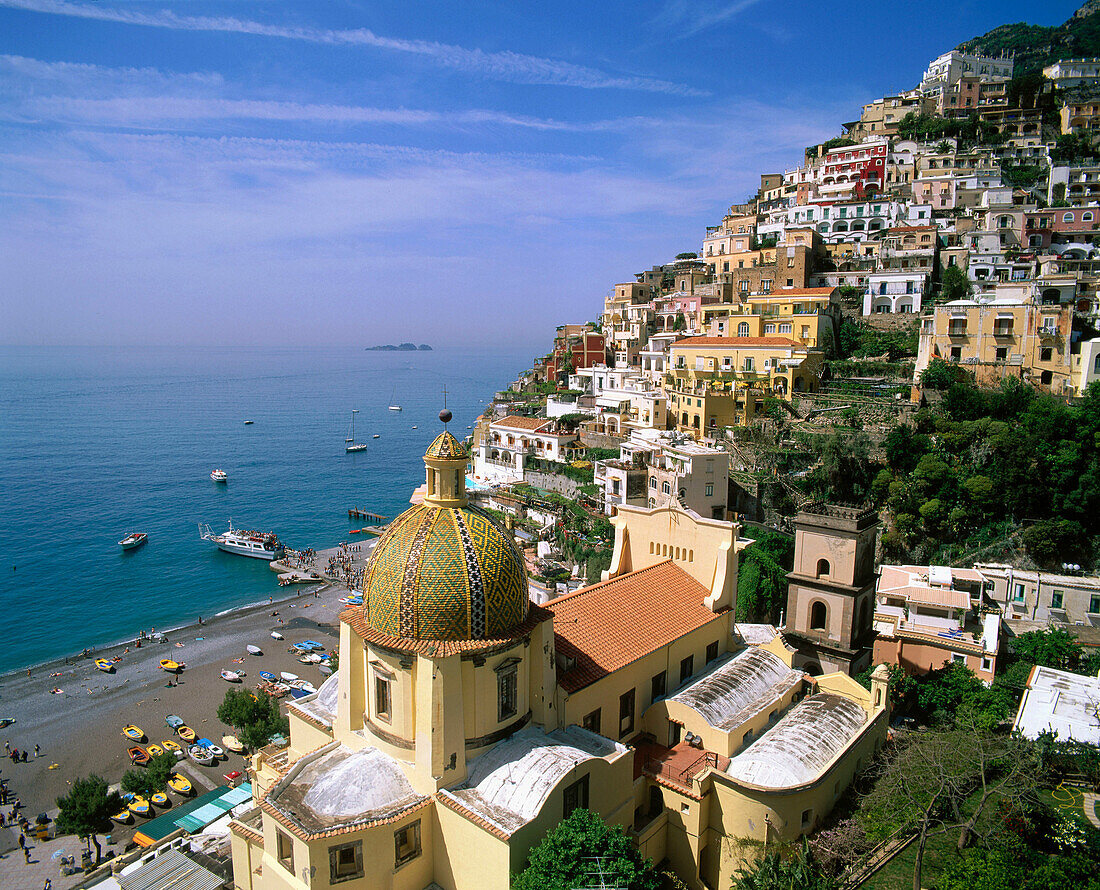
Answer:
[{"xmin": 0, "ymin": 576, "xmax": 359, "ymax": 817}]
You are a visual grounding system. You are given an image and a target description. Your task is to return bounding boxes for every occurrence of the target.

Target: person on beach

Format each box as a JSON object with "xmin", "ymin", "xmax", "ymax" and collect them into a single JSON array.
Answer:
[
  {"xmin": 33, "ymin": 744, "xmax": 39, "ymax": 757},
  {"xmin": 24, "ymin": 846, "xmax": 31, "ymax": 864}
]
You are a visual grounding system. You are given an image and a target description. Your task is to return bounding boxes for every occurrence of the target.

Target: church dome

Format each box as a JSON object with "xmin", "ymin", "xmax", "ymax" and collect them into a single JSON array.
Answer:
[{"xmin": 362, "ymin": 429, "xmax": 528, "ymax": 642}]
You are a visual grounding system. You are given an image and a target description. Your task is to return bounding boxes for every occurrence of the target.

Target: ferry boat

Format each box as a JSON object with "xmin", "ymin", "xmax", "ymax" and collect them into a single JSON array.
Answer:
[
  {"xmin": 198, "ymin": 520, "xmax": 284, "ymax": 560},
  {"xmin": 119, "ymin": 532, "xmax": 148, "ymax": 551},
  {"xmin": 210, "ymin": 469, "xmax": 228, "ymax": 483}
]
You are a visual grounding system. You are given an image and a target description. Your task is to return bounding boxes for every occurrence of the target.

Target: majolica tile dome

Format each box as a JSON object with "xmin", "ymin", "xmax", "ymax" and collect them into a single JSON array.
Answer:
[{"xmin": 362, "ymin": 429, "xmax": 529, "ymax": 641}]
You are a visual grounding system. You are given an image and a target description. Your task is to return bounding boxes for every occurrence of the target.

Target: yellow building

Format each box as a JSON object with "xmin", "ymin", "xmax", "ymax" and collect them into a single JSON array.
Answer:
[
  {"xmin": 914, "ymin": 294, "xmax": 1076, "ymax": 395},
  {"xmin": 230, "ymin": 429, "xmax": 886, "ymax": 890},
  {"xmin": 703, "ymin": 287, "xmax": 840, "ymax": 351},
  {"xmin": 665, "ymin": 336, "xmax": 824, "ymax": 435}
]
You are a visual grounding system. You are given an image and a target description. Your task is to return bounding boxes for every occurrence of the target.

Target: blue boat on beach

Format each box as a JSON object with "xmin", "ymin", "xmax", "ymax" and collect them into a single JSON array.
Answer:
[{"xmin": 259, "ymin": 671, "xmax": 276, "ymax": 681}]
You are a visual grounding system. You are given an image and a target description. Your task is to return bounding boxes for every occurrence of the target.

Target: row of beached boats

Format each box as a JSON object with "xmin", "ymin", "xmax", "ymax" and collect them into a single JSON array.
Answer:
[{"xmin": 112, "ymin": 772, "xmax": 194, "ymax": 823}]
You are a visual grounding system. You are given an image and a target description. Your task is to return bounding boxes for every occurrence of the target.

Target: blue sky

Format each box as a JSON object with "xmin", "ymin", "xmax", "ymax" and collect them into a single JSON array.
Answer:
[{"xmin": 0, "ymin": 0, "xmax": 1080, "ymax": 348}]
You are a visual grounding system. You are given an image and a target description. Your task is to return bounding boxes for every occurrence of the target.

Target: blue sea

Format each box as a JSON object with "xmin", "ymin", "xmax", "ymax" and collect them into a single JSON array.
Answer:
[{"xmin": 0, "ymin": 345, "xmax": 532, "ymax": 675}]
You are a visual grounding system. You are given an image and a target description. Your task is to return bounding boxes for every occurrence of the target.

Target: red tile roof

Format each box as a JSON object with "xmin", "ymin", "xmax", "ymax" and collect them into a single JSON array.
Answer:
[
  {"xmin": 494, "ymin": 415, "xmax": 551, "ymax": 431},
  {"xmin": 671, "ymin": 336, "xmax": 804, "ymax": 349},
  {"xmin": 547, "ymin": 561, "xmax": 725, "ymax": 693}
]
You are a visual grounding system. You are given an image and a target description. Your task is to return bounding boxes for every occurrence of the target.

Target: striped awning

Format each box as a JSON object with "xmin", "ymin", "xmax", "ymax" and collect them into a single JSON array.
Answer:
[{"xmin": 118, "ymin": 848, "xmax": 224, "ymax": 890}]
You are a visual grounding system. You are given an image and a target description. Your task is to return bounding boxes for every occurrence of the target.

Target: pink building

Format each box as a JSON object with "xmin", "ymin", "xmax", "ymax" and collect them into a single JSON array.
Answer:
[{"xmin": 822, "ymin": 141, "xmax": 887, "ymax": 198}]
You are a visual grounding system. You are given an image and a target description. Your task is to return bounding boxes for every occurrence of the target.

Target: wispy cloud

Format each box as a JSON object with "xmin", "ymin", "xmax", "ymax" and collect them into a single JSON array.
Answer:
[
  {"xmin": 651, "ymin": 0, "xmax": 765, "ymax": 37},
  {"xmin": 0, "ymin": 0, "xmax": 707, "ymax": 95}
]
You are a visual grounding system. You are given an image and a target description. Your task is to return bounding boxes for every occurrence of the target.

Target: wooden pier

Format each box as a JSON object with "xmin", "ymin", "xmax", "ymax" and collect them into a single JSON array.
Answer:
[{"xmin": 348, "ymin": 508, "xmax": 388, "ymax": 523}]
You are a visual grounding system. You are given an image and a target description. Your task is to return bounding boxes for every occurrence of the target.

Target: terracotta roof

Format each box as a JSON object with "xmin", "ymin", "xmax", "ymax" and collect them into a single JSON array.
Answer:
[
  {"xmin": 547, "ymin": 561, "xmax": 725, "ymax": 693},
  {"xmin": 341, "ymin": 603, "xmax": 552, "ymax": 655},
  {"xmin": 671, "ymin": 336, "xmax": 804, "ymax": 349},
  {"xmin": 758, "ymin": 287, "xmax": 837, "ymax": 296},
  {"xmin": 889, "ymin": 586, "xmax": 970, "ymax": 609},
  {"xmin": 229, "ymin": 819, "xmax": 263, "ymax": 845},
  {"xmin": 494, "ymin": 415, "xmax": 551, "ymax": 431},
  {"xmin": 887, "ymin": 225, "xmax": 937, "ymax": 233}
]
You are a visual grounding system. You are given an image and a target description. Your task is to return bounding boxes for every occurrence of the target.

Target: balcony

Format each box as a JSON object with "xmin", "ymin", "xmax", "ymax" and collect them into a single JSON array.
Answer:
[{"xmin": 1038, "ymin": 325, "xmax": 1060, "ymax": 339}]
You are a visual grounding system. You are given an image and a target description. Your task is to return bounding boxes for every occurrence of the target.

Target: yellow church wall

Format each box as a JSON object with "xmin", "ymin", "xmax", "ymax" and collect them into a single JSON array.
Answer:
[
  {"xmin": 506, "ymin": 746, "xmax": 636, "ymax": 872},
  {"xmin": 559, "ymin": 615, "xmax": 730, "ymax": 744},
  {"xmin": 230, "ymin": 830, "xmax": 259, "ymax": 890},
  {"xmin": 287, "ymin": 710, "xmax": 334, "ymax": 761},
  {"xmin": 460, "ymin": 640, "xmax": 529, "ymax": 752},
  {"xmin": 433, "ymin": 801, "xmax": 512, "ymax": 890},
  {"xmin": 653, "ymin": 673, "xmax": 803, "ymax": 759},
  {"xmin": 335, "ymin": 622, "xmax": 365, "ymax": 739}
]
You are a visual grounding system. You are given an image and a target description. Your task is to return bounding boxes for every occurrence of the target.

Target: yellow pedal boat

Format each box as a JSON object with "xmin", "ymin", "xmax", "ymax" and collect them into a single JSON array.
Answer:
[
  {"xmin": 222, "ymin": 735, "xmax": 245, "ymax": 754},
  {"xmin": 167, "ymin": 773, "xmax": 193, "ymax": 796}
]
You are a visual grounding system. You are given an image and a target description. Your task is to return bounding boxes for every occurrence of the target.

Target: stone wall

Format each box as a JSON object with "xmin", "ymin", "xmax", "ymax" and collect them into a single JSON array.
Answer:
[
  {"xmin": 579, "ymin": 430, "xmax": 626, "ymax": 451},
  {"xmin": 523, "ymin": 471, "xmax": 584, "ymax": 499},
  {"xmin": 865, "ymin": 312, "xmax": 919, "ymax": 332}
]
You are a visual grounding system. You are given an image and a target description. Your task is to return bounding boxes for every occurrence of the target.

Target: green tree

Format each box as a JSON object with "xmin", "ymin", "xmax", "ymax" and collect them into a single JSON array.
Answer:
[
  {"xmin": 1011, "ymin": 627, "xmax": 1085, "ymax": 672},
  {"xmin": 675, "ymin": 252, "xmax": 698, "ymax": 260},
  {"xmin": 217, "ymin": 688, "xmax": 289, "ymax": 750},
  {"xmin": 939, "ymin": 264, "xmax": 973, "ymax": 304},
  {"xmin": 512, "ymin": 808, "xmax": 659, "ymax": 890},
  {"xmin": 731, "ymin": 838, "xmax": 837, "ymax": 890},
  {"xmin": 56, "ymin": 774, "xmax": 122, "ymax": 865},
  {"xmin": 120, "ymin": 753, "xmax": 177, "ymax": 797},
  {"xmin": 735, "ymin": 530, "xmax": 794, "ymax": 622},
  {"xmin": 938, "ymin": 848, "xmax": 1024, "ymax": 890},
  {"xmin": 1021, "ymin": 518, "xmax": 1087, "ymax": 568},
  {"xmin": 919, "ymin": 358, "xmax": 960, "ymax": 390}
]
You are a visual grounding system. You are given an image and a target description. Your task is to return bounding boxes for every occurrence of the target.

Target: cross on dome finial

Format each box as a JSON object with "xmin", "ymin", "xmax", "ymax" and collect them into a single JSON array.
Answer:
[{"xmin": 439, "ymin": 385, "xmax": 452, "ymax": 426}]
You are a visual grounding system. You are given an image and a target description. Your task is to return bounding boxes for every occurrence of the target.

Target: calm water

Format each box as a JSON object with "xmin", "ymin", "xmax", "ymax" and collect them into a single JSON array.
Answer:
[{"xmin": 0, "ymin": 345, "xmax": 532, "ymax": 674}]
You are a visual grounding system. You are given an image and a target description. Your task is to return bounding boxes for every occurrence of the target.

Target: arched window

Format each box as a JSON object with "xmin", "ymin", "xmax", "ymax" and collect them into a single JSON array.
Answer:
[
  {"xmin": 649, "ymin": 477, "xmax": 657, "ymax": 489},
  {"xmin": 816, "ymin": 558, "xmax": 830, "ymax": 578},
  {"xmin": 1084, "ymin": 211, "xmax": 1095, "ymax": 222},
  {"xmin": 1064, "ymin": 212, "xmax": 1075, "ymax": 223},
  {"xmin": 738, "ymin": 322, "xmax": 750, "ymax": 336},
  {"xmin": 810, "ymin": 601, "xmax": 828, "ymax": 631},
  {"xmin": 1094, "ymin": 353, "xmax": 1100, "ymax": 373},
  {"xmin": 661, "ymin": 480, "xmax": 671, "ymax": 495}
]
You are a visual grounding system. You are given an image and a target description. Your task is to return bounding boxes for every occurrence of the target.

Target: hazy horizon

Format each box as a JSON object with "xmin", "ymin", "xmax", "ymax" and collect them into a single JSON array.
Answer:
[{"xmin": 0, "ymin": 0, "xmax": 1079, "ymax": 348}]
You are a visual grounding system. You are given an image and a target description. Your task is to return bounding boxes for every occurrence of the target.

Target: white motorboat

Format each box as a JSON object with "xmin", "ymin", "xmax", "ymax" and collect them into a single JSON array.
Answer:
[
  {"xmin": 221, "ymin": 670, "xmax": 242, "ymax": 682},
  {"xmin": 119, "ymin": 532, "xmax": 148, "ymax": 551},
  {"xmin": 210, "ymin": 469, "xmax": 228, "ymax": 483},
  {"xmin": 246, "ymin": 645, "xmax": 262, "ymax": 656},
  {"xmin": 198, "ymin": 520, "xmax": 284, "ymax": 560},
  {"xmin": 280, "ymin": 671, "xmax": 298, "ymax": 682}
]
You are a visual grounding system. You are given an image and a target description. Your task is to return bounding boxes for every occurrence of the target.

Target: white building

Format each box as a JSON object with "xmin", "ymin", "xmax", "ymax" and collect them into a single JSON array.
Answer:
[
  {"xmin": 472, "ymin": 415, "xmax": 582, "ymax": 485},
  {"xmin": 1043, "ymin": 59, "xmax": 1100, "ymax": 91},
  {"xmin": 594, "ymin": 429, "xmax": 729, "ymax": 518},
  {"xmin": 1013, "ymin": 665, "xmax": 1100, "ymax": 743},
  {"xmin": 570, "ymin": 364, "xmax": 668, "ymax": 435},
  {"xmin": 920, "ymin": 50, "xmax": 1013, "ymax": 97},
  {"xmin": 864, "ymin": 270, "xmax": 928, "ymax": 315}
]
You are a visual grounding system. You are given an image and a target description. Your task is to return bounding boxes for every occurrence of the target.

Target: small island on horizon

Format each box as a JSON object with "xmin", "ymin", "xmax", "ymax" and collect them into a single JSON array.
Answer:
[{"xmin": 365, "ymin": 343, "xmax": 432, "ymax": 351}]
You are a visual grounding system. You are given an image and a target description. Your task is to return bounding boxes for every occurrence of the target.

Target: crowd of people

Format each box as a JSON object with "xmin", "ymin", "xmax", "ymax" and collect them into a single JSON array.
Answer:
[
  {"xmin": 284, "ymin": 547, "xmax": 317, "ymax": 570},
  {"xmin": 326, "ymin": 542, "xmax": 365, "ymax": 589}
]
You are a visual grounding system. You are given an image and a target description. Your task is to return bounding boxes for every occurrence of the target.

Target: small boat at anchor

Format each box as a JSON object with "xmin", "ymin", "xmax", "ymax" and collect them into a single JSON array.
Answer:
[
  {"xmin": 210, "ymin": 469, "xmax": 228, "ymax": 483},
  {"xmin": 243, "ymin": 420, "xmax": 254, "ymax": 425},
  {"xmin": 246, "ymin": 645, "xmax": 262, "ymax": 656},
  {"xmin": 122, "ymin": 725, "xmax": 146, "ymax": 742},
  {"xmin": 95, "ymin": 658, "xmax": 115, "ymax": 673},
  {"xmin": 345, "ymin": 409, "xmax": 368, "ymax": 453},
  {"xmin": 388, "ymin": 387, "xmax": 401, "ymax": 411},
  {"xmin": 119, "ymin": 532, "xmax": 148, "ymax": 551},
  {"xmin": 168, "ymin": 773, "xmax": 192, "ymax": 796},
  {"xmin": 128, "ymin": 746, "xmax": 149, "ymax": 766},
  {"xmin": 220, "ymin": 670, "xmax": 242, "ymax": 682},
  {"xmin": 167, "ymin": 770, "xmax": 191, "ymax": 792}
]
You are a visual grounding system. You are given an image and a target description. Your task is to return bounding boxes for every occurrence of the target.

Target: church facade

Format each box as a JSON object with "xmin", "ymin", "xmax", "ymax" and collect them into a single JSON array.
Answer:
[{"xmin": 229, "ymin": 430, "xmax": 888, "ymax": 890}]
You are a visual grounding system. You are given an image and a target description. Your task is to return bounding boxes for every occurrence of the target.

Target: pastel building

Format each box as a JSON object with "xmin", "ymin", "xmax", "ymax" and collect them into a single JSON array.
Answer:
[
  {"xmin": 229, "ymin": 434, "xmax": 890, "ymax": 890},
  {"xmin": 472, "ymin": 415, "xmax": 583, "ymax": 485}
]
